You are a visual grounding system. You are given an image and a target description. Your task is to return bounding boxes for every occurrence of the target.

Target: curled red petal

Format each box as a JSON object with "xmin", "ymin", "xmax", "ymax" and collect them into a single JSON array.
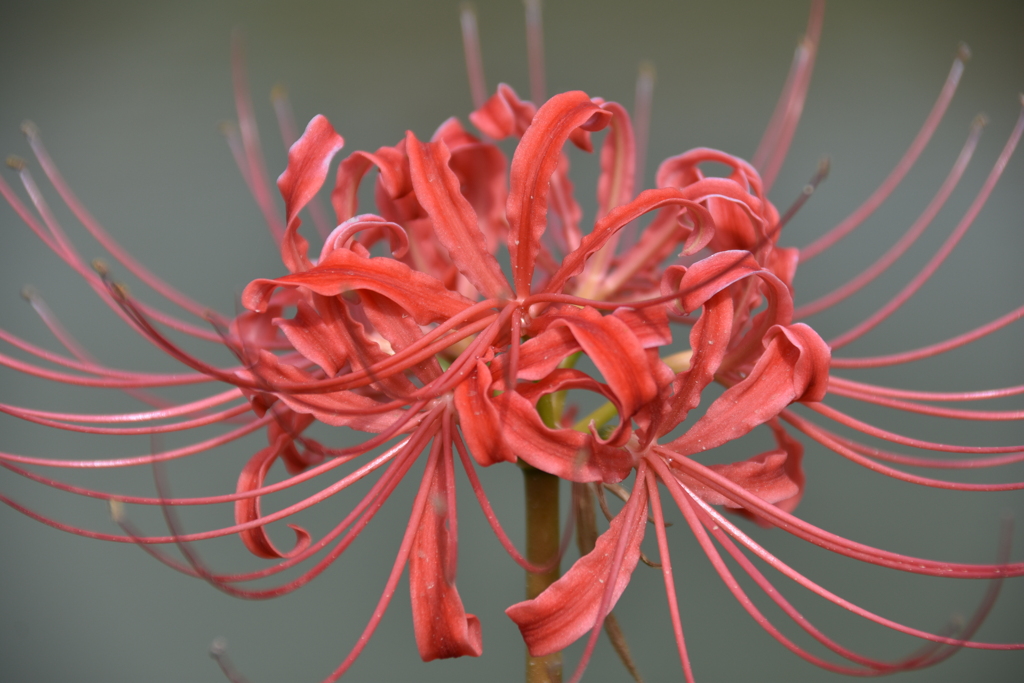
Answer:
[
  {"xmin": 274, "ymin": 299, "xmax": 349, "ymax": 376},
  {"xmin": 469, "ymin": 83, "xmax": 536, "ymax": 139},
  {"xmin": 454, "ymin": 360, "xmax": 517, "ymax": 467},
  {"xmin": 506, "ymin": 479, "xmax": 648, "ymax": 656},
  {"xmin": 765, "ymin": 419, "xmax": 805, "ymax": 515},
  {"xmin": 276, "ymin": 115, "xmax": 345, "ymax": 273},
  {"xmin": 546, "ymin": 188, "xmax": 714, "ymax": 295},
  {"xmin": 596, "ymin": 102, "xmax": 636, "ymax": 220},
  {"xmin": 234, "ymin": 441, "xmax": 312, "ymax": 559},
  {"xmin": 665, "ymin": 323, "xmax": 831, "ymax": 453},
  {"xmin": 360, "ymin": 290, "xmax": 442, "ymax": 384},
  {"xmin": 330, "ymin": 145, "xmax": 412, "ymax": 223},
  {"xmin": 507, "ymin": 91, "xmax": 611, "ymax": 295},
  {"xmin": 547, "ymin": 307, "xmax": 658, "ymax": 429},
  {"xmin": 278, "ymin": 114, "xmax": 345, "ymax": 228},
  {"xmin": 242, "ymin": 248, "xmax": 474, "ymax": 325},
  {"xmin": 654, "ymin": 290, "xmax": 734, "ymax": 440},
  {"xmin": 435, "ymin": 120, "xmax": 509, "ymax": 254},
  {"xmin": 661, "ymin": 249, "xmax": 762, "ymax": 315},
  {"xmin": 676, "ymin": 449, "xmax": 800, "ymax": 508},
  {"xmin": 406, "ymin": 132, "xmax": 511, "ymax": 299},
  {"xmin": 496, "ymin": 387, "xmax": 633, "ymax": 483},
  {"xmin": 320, "ymin": 214, "xmax": 409, "ymax": 260},
  {"xmin": 612, "ymin": 304, "xmax": 673, "ymax": 348}
]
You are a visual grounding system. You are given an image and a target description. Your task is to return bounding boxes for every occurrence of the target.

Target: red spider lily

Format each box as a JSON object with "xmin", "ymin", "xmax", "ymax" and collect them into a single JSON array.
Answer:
[
  {"xmin": 492, "ymin": 4, "xmax": 1024, "ymax": 680},
  {"xmin": 1, "ymin": 1, "xmax": 1023, "ymax": 681}
]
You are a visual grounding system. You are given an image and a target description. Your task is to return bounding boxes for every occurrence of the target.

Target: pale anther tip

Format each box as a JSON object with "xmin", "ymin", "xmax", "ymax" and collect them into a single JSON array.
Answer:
[
  {"xmin": 817, "ymin": 156, "xmax": 831, "ymax": 178},
  {"xmin": 217, "ymin": 120, "xmax": 237, "ymax": 136},
  {"xmin": 5, "ymin": 155, "xmax": 26, "ymax": 171},
  {"xmin": 109, "ymin": 498, "xmax": 125, "ymax": 523},
  {"xmin": 19, "ymin": 285, "xmax": 38, "ymax": 302},
  {"xmin": 112, "ymin": 282, "xmax": 131, "ymax": 300},
  {"xmin": 209, "ymin": 637, "xmax": 228, "ymax": 656},
  {"xmin": 91, "ymin": 258, "xmax": 109, "ymax": 276},
  {"xmin": 460, "ymin": 1, "xmax": 477, "ymax": 16},
  {"xmin": 956, "ymin": 42, "xmax": 972, "ymax": 63},
  {"xmin": 20, "ymin": 120, "xmax": 40, "ymax": 139},
  {"xmin": 638, "ymin": 61, "xmax": 656, "ymax": 80},
  {"xmin": 269, "ymin": 84, "xmax": 287, "ymax": 103},
  {"xmin": 1017, "ymin": 93, "xmax": 1024, "ymax": 107}
]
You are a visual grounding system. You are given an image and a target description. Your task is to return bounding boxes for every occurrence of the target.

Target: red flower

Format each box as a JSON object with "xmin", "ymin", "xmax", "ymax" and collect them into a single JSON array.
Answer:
[{"xmin": 2, "ymin": 1, "xmax": 1023, "ymax": 681}]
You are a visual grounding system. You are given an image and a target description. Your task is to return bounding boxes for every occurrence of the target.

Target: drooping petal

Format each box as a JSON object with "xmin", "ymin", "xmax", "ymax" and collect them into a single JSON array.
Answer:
[
  {"xmin": 234, "ymin": 440, "xmax": 312, "ymax": 559},
  {"xmin": 506, "ymin": 477, "xmax": 648, "ymax": 656},
  {"xmin": 409, "ymin": 438, "xmax": 483, "ymax": 661}
]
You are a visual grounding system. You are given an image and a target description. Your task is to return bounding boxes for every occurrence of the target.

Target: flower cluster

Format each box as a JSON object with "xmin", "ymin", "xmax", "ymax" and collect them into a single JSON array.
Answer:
[{"xmin": 2, "ymin": 2, "xmax": 1022, "ymax": 681}]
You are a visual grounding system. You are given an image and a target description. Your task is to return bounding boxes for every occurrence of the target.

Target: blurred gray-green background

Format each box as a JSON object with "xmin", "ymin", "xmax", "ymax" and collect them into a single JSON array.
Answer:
[{"xmin": 1, "ymin": 1, "xmax": 1022, "ymax": 681}]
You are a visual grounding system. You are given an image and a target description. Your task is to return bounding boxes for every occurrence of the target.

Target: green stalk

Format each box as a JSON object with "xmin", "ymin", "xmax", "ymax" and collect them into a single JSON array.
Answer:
[{"xmin": 522, "ymin": 464, "xmax": 562, "ymax": 683}]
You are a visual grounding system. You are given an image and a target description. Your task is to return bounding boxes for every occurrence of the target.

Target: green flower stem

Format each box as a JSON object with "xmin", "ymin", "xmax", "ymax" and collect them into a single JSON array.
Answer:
[{"xmin": 522, "ymin": 463, "xmax": 562, "ymax": 683}]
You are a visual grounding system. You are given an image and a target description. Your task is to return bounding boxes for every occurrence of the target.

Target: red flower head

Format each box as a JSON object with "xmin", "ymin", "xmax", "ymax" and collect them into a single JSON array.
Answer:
[{"xmin": 2, "ymin": 2, "xmax": 1022, "ymax": 681}]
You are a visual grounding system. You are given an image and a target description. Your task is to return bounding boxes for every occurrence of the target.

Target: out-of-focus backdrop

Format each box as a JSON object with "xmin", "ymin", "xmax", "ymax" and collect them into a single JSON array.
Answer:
[{"xmin": 1, "ymin": 1, "xmax": 1022, "ymax": 681}]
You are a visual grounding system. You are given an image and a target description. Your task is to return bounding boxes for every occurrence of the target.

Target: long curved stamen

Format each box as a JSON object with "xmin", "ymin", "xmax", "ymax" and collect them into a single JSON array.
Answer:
[
  {"xmin": 645, "ymin": 475, "xmax": 695, "ymax": 683},
  {"xmin": 21, "ymin": 122, "xmax": 217, "ymax": 318},
  {"xmin": 753, "ymin": 0, "xmax": 824, "ymax": 193},
  {"xmin": 230, "ymin": 31, "xmax": 284, "ymax": 244},
  {"xmin": 831, "ymin": 302, "xmax": 1024, "ymax": 369},
  {"xmin": 830, "ymin": 99, "xmax": 1024, "ymax": 349},
  {"xmin": 460, "ymin": 3, "xmax": 488, "ymax": 111},
  {"xmin": 806, "ymin": 402, "xmax": 1024, "ymax": 454},
  {"xmin": 782, "ymin": 411, "xmax": 1024, "ymax": 491},
  {"xmin": 684, "ymin": 482, "xmax": 1019, "ymax": 652},
  {"xmin": 523, "ymin": 0, "xmax": 546, "ymax": 106},
  {"xmin": 2, "ymin": 169, "xmax": 230, "ymax": 343},
  {"xmin": 662, "ymin": 452, "xmax": 1024, "ymax": 578},
  {"xmin": 796, "ymin": 115, "xmax": 985, "ymax": 319},
  {"xmin": 828, "ymin": 375, "xmax": 1024, "ymax": 403},
  {"xmin": 799, "ymin": 43, "xmax": 972, "ymax": 262}
]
